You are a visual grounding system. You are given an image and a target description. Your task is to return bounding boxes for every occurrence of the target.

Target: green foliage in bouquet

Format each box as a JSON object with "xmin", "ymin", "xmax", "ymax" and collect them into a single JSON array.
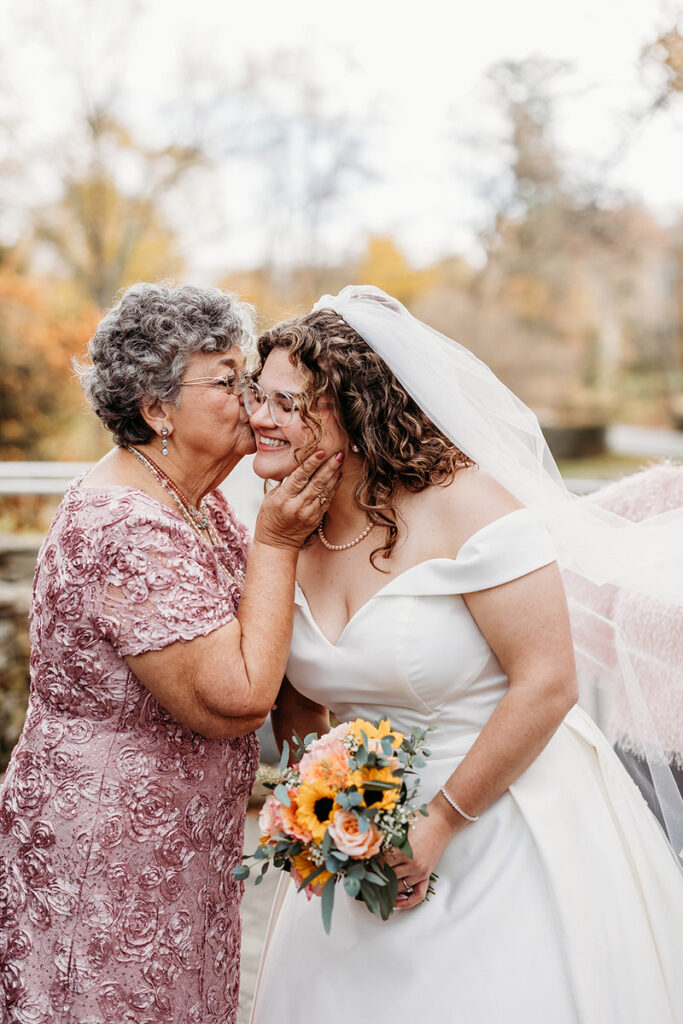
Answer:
[{"xmin": 234, "ymin": 718, "xmax": 435, "ymax": 933}]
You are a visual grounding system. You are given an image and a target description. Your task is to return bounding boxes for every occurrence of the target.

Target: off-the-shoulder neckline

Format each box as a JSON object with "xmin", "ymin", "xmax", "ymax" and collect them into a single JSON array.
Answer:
[{"xmin": 295, "ymin": 507, "xmax": 534, "ymax": 648}]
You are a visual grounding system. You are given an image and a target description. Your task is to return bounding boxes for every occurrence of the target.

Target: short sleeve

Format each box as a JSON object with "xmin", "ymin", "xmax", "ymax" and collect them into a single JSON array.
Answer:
[
  {"xmin": 376, "ymin": 508, "xmax": 557, "ymax": 599},
  {"xmin": 87, "ymin": 498, "xmax": 244, "ymax": 657},
  {"xmin": 454, "ymin": 507, "xmax": 557, "ymax": 592}
]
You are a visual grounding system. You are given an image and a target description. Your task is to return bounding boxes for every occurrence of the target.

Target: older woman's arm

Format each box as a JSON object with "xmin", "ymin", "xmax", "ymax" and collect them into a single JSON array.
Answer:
[
  {"xmin": 270, "ymin": 677, "xmax": 330, "ymax": 757},
  {"xmin": 126, "ymin": 450, "xmax": 342, "ymax": 739}
]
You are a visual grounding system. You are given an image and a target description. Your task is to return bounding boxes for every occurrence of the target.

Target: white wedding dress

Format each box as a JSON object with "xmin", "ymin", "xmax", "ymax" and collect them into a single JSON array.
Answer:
[{"xmin": 250, "ymin": 509, "xmax": 683, "ymax": 1024}]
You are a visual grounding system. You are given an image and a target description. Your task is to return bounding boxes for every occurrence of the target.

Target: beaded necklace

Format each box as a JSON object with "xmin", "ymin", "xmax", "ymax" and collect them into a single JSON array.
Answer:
[
  {"xmin": 317, "ymin": 517, "xmax": 374, "ymax": 551},
  {"xmin": 121, "ymin": 443, "xmax": 244, "ymax": 586}
]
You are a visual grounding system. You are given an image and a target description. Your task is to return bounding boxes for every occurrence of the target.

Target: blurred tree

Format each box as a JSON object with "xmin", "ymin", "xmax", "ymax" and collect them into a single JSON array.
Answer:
[
  {"xmin": 450, "ymin": 57, "xmax": 679, "ymax": 421},
  {"xmin": 357, "ymin": 236, "xmax": 436, "ymax": 306},
  {"xmin": 643, "ymin": 23, "xmax": 683, "ymax": 110},
  {"xmin": 0, "ymin": 250, "xmax": 99, "ymax": 459},
  {"xmin": 33, "ymin": 108, "xmax": 197, "ymax": 308},
  {"xmin": 231, "ymin": 49, "xmax": 374, "ymax": 291}
]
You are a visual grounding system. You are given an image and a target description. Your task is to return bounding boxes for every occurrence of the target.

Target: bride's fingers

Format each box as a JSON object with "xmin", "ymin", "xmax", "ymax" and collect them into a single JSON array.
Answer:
[{"xmin": 395, "ymin": 877, "xmax": 429, "ymax": 910}]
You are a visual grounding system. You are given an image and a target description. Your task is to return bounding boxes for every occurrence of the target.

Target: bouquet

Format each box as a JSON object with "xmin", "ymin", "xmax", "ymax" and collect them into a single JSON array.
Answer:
[{"xmin": 234, "ymin": 718, "xmax": 433, "ymax": 932}]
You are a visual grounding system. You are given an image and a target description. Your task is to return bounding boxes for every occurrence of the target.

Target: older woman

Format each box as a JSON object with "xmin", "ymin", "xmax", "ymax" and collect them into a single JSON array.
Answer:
[{"xmin": 0, "ymin": 284, "xmax": 341, "ymax": 1024}]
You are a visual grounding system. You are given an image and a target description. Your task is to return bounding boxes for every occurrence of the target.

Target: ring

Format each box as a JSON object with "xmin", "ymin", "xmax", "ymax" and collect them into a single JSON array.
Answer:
[
  {"xmin": 400, "ymin": 879, "xmax": 414, "ymax": 895},
  {"xmin": 318, "ymin": 494, "xmax": 329, "ymax": 507}
]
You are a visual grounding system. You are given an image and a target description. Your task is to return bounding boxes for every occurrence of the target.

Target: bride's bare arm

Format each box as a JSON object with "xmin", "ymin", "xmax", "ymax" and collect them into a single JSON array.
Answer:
[
  {"xmin": 271, "ymin": 677, "xmax": 330, "ymax": 757},
  {"xmin": 391, "ymin": 559, "xmax": 577, "ymax": 908}
]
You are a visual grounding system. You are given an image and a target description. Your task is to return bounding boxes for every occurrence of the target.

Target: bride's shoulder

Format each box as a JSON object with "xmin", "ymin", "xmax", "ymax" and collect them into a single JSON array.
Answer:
[{"xmin": 428, "ymin": 467, "xmax": 523, "ymax": 553}]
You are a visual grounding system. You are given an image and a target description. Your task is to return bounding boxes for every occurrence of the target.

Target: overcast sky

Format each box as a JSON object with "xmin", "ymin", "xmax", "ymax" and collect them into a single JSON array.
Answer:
[{"xmin": 2, "ymin": 0, "xmax": 682, "ymax": 274}]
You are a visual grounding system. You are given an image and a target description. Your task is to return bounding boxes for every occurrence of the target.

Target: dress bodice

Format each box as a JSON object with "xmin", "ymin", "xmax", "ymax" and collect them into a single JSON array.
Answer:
[{"xmin": 287, "ymin": 508, "xmax": 556, "ymax": 760}]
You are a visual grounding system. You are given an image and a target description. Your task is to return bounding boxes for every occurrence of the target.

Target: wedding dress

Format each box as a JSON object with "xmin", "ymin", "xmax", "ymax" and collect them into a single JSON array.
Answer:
[{"xmin": 250, "ymin": 509, "xmax": 683, "ymax": 1024}]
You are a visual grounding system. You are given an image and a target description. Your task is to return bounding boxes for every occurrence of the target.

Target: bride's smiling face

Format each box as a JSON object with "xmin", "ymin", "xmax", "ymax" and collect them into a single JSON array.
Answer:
[{"xmin": 249, "ymin": 347, "xmax": 347, "ymax": 480}]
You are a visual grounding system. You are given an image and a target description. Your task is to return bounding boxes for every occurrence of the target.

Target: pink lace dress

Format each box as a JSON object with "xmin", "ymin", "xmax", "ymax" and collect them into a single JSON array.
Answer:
[{"xmin": 0, "ymin": 482, "xmax": 258, "ymax": 1024}]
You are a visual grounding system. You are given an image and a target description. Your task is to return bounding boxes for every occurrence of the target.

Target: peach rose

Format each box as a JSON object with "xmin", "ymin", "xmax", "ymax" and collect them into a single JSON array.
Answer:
[
  {"xmin": 281, "ymin": 791, "xmax": 314, "ymax": 843},
  {"xmin": 258, "ymin": 794, "xmax": 286, "ymax": 840},
  {"xmin": 298, "ymin": 739, "xmax": 350, "ymax": 788},
  {"xmin": 327, "ymin": 811, "xmax": 382, "ymax": 859},
  {"xmin": 258, "ymin": 792, "xmax": 312, "ymax": 843}
]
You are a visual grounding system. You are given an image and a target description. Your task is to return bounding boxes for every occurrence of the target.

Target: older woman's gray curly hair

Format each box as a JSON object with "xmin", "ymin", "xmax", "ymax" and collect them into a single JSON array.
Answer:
[{"xmin": 78, "ymin": 283, "xmax": 255, "ymax": 444}]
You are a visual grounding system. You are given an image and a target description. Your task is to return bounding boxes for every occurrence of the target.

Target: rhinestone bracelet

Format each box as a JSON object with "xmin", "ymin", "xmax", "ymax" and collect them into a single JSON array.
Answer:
[{"xmin": 439, "ymin": 785, "xmax": 479, "ymax": 822}]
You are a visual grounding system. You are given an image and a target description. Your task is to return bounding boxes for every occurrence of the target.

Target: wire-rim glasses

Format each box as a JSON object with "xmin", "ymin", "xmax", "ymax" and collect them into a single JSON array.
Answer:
[
  {"xmin": 240, "ymin": 379, "xmax": 305, "ymax": 427},
  {"xmin": 180, "ymin": 372, "xmax": 245, "ymax": 396}
]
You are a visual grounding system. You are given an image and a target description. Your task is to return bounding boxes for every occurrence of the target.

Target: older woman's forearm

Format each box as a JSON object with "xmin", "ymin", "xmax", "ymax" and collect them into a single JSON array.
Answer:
[{"xmin": 231, "ymin": 539, "xmax": 300, "ymax": 711}]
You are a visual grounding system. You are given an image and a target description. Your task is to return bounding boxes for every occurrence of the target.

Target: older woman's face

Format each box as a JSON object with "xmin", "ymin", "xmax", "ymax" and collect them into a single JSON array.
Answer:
[
  {"xmin": 250, "ymin": 347, "xmax": 346, "ymax": 480},
  {"xmin": 170, "ymin": 348, "xmax": 256, "ymax": 466}
]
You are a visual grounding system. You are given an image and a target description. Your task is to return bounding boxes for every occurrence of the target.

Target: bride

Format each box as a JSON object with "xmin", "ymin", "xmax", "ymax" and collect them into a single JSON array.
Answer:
[{"xmin": 244, "ymin": 287, "xmax": 683, "ymax": 1023}]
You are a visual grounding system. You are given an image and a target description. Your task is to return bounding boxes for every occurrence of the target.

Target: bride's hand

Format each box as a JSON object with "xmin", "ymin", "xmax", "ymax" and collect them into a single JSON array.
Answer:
[{"xmin": 388, "ymin": 800, "xmax": 464, "ymax": 910}]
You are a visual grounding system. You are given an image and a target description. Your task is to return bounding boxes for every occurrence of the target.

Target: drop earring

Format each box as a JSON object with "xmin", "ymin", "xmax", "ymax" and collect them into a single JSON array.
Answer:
[
  {"xmin": 351, "ymin": 443, "xmax": 360, "ymax": 453},
  {"xmin": 161, "ymin": 427, "xmax": 169, "ymax": 456}
]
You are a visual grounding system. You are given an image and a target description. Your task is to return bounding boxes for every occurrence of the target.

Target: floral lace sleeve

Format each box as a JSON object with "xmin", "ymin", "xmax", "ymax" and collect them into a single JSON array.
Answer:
[{"xmin": 88, "ymin": 497, "xmax": 244, "ymax": 658}]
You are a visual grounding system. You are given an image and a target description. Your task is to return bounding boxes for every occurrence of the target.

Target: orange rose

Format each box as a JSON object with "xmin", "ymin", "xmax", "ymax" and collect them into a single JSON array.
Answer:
[{"xmin": 327, "ymin": 810, "xmax": 382, "ymax": 859}]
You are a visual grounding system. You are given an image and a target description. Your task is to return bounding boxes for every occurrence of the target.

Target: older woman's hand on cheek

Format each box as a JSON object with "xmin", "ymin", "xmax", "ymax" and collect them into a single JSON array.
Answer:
[{"xmin": 255, "ymin": 449, "xmax": 344, "ymax": 550}]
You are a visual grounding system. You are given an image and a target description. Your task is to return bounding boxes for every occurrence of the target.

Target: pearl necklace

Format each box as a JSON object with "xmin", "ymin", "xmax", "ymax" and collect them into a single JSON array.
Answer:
[
  {"xmin": 122, "ymin": 443, "xmax": 211, "ymax": 531},
  {"xmin": 317, "ymin": 517, "xmax": 374, "ymax": 552}
]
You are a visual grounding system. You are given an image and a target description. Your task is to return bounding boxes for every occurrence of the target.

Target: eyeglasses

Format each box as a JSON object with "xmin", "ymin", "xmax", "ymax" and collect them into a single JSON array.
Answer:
[
  {"xmin": 241, "ymin": 379, "xmax": 305, "ymax": 427},
  {"xmin": 180, "ymin": 373, "xmax": 244, "ymax": 396}
]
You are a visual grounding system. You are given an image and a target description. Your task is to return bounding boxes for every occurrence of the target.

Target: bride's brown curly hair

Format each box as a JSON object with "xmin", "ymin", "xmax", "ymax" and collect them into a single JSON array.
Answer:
[{"xmin": 257, "ymin": 307, "xmax": 475, "ymax": 567}]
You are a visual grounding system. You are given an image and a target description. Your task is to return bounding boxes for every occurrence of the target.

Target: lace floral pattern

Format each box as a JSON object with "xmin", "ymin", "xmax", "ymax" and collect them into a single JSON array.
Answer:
[{"xmin": 0, "ymin": 484, "xmax": 258, "ymax": 1024}]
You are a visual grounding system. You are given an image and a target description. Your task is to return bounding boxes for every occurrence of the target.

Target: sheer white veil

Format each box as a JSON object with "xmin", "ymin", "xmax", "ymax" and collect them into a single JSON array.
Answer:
[{"xmin": 312, "ymin": 284, "xmax": 683, "ymax": 857}]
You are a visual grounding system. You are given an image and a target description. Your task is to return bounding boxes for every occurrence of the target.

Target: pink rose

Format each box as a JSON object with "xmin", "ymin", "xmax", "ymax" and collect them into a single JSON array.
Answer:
[
  {"xmin": 328, "ymin": 811, "xmax": 383, "ymax": 859},
  {"xmin": 298, "ymin": 737, "xmax": 350, "ymax": 788},
  {"xmin": 257, "ymin": 794, "xmax": 286, "ymax": 839}
]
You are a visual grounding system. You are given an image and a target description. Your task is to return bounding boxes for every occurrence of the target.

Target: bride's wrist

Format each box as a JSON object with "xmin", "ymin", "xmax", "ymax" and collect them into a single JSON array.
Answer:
[{"xmin": 427, "ymin": 794, "xmax": 469, "ymax": 839}]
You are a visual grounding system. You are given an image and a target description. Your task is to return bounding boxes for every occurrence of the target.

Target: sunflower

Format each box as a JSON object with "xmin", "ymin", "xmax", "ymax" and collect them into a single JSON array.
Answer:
[
  {"xmin": 351, "ymin": 718, "xmax": 404, "ymax": 749},
  {"xmin": 294, "ymin": 780, "xmax": 338, "ymax": 843},
  {"xmin": 352, "ymin": 765, "xmax": 402, "ymax": 812},
  {"xmin": 291, "ymin": 851, "xmax": 333, "ymax": 895}
]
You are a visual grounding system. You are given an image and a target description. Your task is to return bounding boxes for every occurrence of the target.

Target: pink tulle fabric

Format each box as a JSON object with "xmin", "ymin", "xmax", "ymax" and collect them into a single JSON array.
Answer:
[
  {"xmin": 0, "ymin": 483, "xmax": 258, "ymax": 1024},
  {"xmin": 568, "ymin": 463, "xmax": 683, "ymax": 766}
]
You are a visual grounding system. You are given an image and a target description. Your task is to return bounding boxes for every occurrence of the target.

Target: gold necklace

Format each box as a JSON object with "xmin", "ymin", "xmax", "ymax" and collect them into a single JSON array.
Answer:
[
  {"xmin": 317, "ymin": 516, "xmax": 374, "ymax": 552},
  {"xmin": 122, "ymin": 444, "xmax": 244, "ymax": 586}
]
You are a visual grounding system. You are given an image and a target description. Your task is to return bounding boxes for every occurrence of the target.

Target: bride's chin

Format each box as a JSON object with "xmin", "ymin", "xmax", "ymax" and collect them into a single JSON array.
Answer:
[{"xmin": 252, "ymin": 456, "xmax": 291, "ymax": 481}]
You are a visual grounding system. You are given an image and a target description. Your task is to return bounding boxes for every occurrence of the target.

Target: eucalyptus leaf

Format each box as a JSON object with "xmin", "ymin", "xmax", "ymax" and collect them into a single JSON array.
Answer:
[
  {"xmin": 232, "ymin": 865, "xmax": 250, "ymax": 880},
  {"xmin": 399, "ymin": 837, "xmax": 413, "ymax": 859},
  {"xmin": 343, "ymin": 876, "xmax": 361, "ymax": 898},
  {"xmin": 359, "ymin": 879, "xmax": 381, "ymax": 917},
  {"xmin": 279, "ymin": 740, "xmax": 290, "ymax": 775},
  {"xmin": 354, "ymin": 811, "xmax": 370, "ymax": 833},
  {"xmin": 321, "ymin": 876, "xmax": 336, "ymax": 934},
  {"xmin": 273, "ymin": 784, "xmax": 291, "ymax": 807},
  {"xmin": 363, "ymin": 871, "xmax": 387, "ymax": 887},
  {"xmin": 296, "ymin": 863, "xmax": 328, "ymax": 893}
]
